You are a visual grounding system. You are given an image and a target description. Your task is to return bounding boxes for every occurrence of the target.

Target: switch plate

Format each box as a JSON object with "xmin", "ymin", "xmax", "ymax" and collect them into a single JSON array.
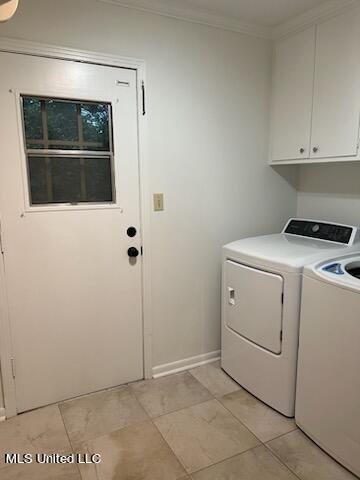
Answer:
[{"xmin": 153, "ymin": 193, "xmax": 164, "ymax": 211}]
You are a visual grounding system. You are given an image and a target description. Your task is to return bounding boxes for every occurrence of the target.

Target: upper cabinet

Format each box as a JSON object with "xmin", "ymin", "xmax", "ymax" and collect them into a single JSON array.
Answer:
[
  {"xmin": 270, "ymin": 8, "xmax": 360, "ymax": 164},
  {"xmin": 271, "ymin": 26, "xmax": 315, "ymax": 162},
  {"xmin": 311, "ymin": 10, "xmax": 360, "ymax": 160}
]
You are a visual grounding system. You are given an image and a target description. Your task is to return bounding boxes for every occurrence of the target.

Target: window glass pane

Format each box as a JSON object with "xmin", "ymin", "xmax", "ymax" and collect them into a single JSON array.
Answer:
[
  {"xmin": 84, "ymin": 158, "xmax": 113, "ymax": 202},
  {"xmin": 27, "ymin": 157, "xmax": 48, "ymax": 204},
  {"xmin": 23, "ymin": 98, "xmax": 43, "ymax": 144},
  {"xmin": 28, "ymin": 156, "xmax": 114, "ymax": 205},
  {"xmin": 46, "ymin": 101, "xmax": 78, "ymax": 145},
  {"xmin": 81, "ymin": 104, "xmax": 110, "ymax": 151},
  {"xmin": 51, "ymin": 157, "xmax": 81, "ymax": 203},
  {"xmin": 22, "ymin": 97, "xmax": 111, "ymax": 152}
]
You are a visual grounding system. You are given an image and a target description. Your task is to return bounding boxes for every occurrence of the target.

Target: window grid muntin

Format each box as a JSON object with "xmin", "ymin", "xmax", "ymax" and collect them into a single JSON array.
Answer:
[
  {"xmin": 28, "ymin": 155, "xmax": 114, "ymax": 205},
  {"xmin": 21, "ymin": 95, "xmax": 115, "ymax": 206},
  {"xmin": 22, "ymin": 96, "xmax": 113, "ymax": 153}
]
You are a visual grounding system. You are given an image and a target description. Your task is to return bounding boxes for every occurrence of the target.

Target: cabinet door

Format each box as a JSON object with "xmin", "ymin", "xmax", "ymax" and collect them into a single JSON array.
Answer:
[
  {"xmin": 271, "ymin": 27, "xmax": 315, "ymax": 162},
  {"xmin": 311, "ymin": 9, "xmax": 360, "ymax": 159}
]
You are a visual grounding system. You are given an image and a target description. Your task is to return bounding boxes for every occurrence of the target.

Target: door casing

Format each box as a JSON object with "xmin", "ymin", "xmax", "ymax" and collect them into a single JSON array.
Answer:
[{"xmin": 0, "ymin": 37, "xmax": 152, "ymax": 418}]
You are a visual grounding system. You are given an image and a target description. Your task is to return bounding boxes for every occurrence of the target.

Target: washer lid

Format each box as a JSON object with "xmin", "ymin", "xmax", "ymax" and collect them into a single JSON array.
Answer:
[
  {"xmin": 305, "ymin": 253, "xmax": 360, "ymax": 291},
  {"xmin": 224, "ymin": 234, "xmax": 354, "ymax": 273}
]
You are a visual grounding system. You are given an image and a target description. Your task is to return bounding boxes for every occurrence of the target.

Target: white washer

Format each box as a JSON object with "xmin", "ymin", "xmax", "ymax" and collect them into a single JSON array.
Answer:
[
  {"xmin": 221, "ymin": 218, "xmax": 360, "ymax": 417},
  {"xmin": 296, "ymin": 253, "xmax": 360, "ymax": 477}
]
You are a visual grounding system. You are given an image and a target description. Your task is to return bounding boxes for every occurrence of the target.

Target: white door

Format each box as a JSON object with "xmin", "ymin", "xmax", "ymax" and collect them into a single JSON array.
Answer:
[
  {"xmin": 0, "ymin": 52, "xmax": 144, "ymax": 413},
  {"xmin": 270, "ymin": 26, "xmax": 315, "ymax": 162},
  {"xmin": 311, "ymin": 8, "xmax": 360, "ymax": 159},
  {"xmin": 225, "ymin": 261, "xmax": 283, "ymax": 354}
]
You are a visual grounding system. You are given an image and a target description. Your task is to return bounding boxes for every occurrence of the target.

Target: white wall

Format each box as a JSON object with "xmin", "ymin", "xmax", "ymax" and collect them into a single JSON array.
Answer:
[
  {"xmin": 0, "ymin": 367, "xmax": 4, "ymax": 413},
  {"xmin": 297, "ymin": 163, "xmax": 360, "ymax": 225},
  {"xmin": 0, "ymin": 0, "xmax": 297, "ymax": 399}
]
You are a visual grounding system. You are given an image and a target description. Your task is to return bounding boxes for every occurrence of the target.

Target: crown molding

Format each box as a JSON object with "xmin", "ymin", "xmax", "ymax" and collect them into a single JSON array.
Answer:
[
  {"xmin": 98, "ymin": 0, "xmax": 273, "ymax": 39},
  {"xmin": 98, "ymin": 0, "xmax": 359, "ymax": 40},
  {"xmin": 273, "ymin": 0, "xmax": 358, "ymax": 39}
]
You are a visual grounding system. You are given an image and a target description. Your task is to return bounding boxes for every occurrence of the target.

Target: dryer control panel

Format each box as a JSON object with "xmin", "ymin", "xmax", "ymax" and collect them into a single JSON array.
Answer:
[{"xmin": 283, "ymin": 219, "xmax": 356, "ymax": 245}]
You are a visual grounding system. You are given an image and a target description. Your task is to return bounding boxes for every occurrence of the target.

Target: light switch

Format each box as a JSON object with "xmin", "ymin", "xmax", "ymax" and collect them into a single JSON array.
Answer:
[{"xmin": 153, "ymin": 193, "xmax": 164, "ymax": 211}]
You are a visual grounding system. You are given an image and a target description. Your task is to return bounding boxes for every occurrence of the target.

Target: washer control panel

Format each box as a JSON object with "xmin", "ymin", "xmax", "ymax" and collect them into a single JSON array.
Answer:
[{"xmin": 284, "ymin": 219, "xmax": 355, "ymax": 245}]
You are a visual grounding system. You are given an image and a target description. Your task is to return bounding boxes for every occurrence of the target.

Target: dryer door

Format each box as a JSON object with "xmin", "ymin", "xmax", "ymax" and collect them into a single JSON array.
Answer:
[{"xmin": 225, "ymin": 260, "xmax": 283, "ymax": 354}]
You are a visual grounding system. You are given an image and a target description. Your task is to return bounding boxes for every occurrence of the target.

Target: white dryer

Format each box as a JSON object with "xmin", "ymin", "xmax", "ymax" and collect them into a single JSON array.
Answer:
[
  {"xmin": 296, "ymin": 253, "xmax": 360, "ymax": 477},
  {"xmin": 221, "ymin": 219, "xmax": 359, "ymax": 417}
]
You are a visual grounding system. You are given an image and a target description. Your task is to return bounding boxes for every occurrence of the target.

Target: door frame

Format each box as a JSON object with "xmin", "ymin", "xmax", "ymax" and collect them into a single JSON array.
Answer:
[{"xmin": 0, "ymin": 37, "xmax": 153, "ymax": 418}]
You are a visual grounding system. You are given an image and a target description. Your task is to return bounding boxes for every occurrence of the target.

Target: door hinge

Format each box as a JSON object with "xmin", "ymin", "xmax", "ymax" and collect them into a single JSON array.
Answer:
[
  {"xmin": 10, "ymin": 357, "xmax": 15, "ymax": 378},
  {"xmin": 141, "ymin": 81, "xmax": 146, "ymax": 116},
  {"xmin": 141, "ymin": 246, "xmax": 143, "ymax": 255},
  {"xmin": 280, "ymin": 330, "xmax": 283, "ymax": 342},
  {"xmin": 281, "ymin": 292, "xmax": 284, "ymax": 304}
]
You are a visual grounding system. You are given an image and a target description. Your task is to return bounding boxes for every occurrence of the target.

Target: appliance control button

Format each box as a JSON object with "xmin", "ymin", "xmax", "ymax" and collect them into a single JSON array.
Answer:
[{"xmin": 312, "ymin": 224, "xmax": 320, "ymax": 233}]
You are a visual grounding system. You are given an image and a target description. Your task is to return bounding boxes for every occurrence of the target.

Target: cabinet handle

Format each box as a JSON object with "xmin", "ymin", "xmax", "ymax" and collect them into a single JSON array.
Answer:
[
  {"xmin": 313, "ymin": 146, "xmax": 319, "ymax": 153},
  {"xmin": 299, "ymin": 148, "xmax": 305, "ymax": 154}
]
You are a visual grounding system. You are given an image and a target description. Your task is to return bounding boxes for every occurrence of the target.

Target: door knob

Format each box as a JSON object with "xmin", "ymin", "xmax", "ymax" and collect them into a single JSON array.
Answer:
[
  {"xmin": 127, "ymin": 226, "xmax": 137, "ymax": 238},
  {"xmin": 313, "ymin": 146, "xmax": 319, "ymax": 153},
  {"xmin": 128, "ymin": 247, "xmax": 139, "ymax": 258},
  {"xmin": 299, "ymin": 148, "xmax": 305, "ymax": 154}
]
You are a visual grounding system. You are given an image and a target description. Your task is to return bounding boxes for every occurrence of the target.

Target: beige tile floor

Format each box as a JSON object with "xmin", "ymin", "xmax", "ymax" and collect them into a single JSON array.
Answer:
[{"xmin": 0, "ymin": 360, "xmax": 357, "ymax": 479}]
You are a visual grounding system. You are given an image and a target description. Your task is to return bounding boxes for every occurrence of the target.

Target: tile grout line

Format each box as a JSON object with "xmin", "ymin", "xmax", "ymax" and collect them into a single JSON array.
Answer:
[
  {"xmin": 126, "ymin": 385, "xmax": 154, "ymax": 424},
  {"xmin": 187, "ymin": 366, "xmax": 291, "ymax": 474},
  {"xmin": 264, "ymin": 441, "xmax": 303, "ymax": 480},
  {"xmin": 153, "ymin": 408, "xmax": 265, "ymax": 479},
  {"xmin": 59, "ymin": 377, "xmax": 196, "ymax": 479},
  {"xmin": 55, "ymin": 370, "xmax": 301, "ymax": 480},
  {"xmin": 187, "ymin": 366, "xmax": 304, "ymax": 479},
  {"xmin": 206, "ymin": 379, "xmax": 297, "ymax": 445},
  {"xmin": 184, "ymin": 436, "xmax": 302, "ymax": 480},
  {"xmin": 150, "ymin": 397, "xmax": 215, "ymax": 420},
  {"xmin": 57, "ymin": 403, "xmax": 83, "ymax": 480},
  {"xmin": 188, "ymin": 444, "xmax": 267, "ymax": 477},
  {"xmin": 187, "ymin": 367, "xmax": 268, "ymax": 446},
  {"xmin": 187, "ymin": 368, "xmax": 244, "ymax": 400},
  {"xmin": 142, "ymin": 370, "xmax": 260, "ymax": 478},
  {"xmin": 218, "ymin": 395, "xmax": 304, "ymax": 479},
  {"xmin": 129, "ymin": 370, "xmax": 216, "ymax": 420},
  {"xmin": 147, "ymin": 369, "xmax": 265, "ymax": 478},
  {"xmin": 139, "ymin": 373, "xmax": 236, "ymax": 476},
  {"xmin": 215, "ymin": 395, "xmax": 265, "ymax": 445},
  {"xmin": 150, "ymin": 415, "xmax": 189, "ymax": 478},
  {"xmin": 264, "ymin": 425, "xmax": 298, "ymax": 444},
  {"xmin": 59, "ymin": 388, "xmax": 153, "ymax": 448}
]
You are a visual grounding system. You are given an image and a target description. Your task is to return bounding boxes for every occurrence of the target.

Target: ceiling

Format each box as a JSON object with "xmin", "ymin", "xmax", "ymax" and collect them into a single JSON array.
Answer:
[
  {"xmin": 152, "ymin": 0, "xmax": 329, "ymax": 27},
  {"xmin": 100, "ymin": 0, "xmax": 357, "ymax": 37}
]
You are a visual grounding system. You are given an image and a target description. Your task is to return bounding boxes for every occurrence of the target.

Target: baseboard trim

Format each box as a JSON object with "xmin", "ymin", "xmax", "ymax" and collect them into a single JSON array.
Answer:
[
  {"xmin": 152, "ymin": 350, "xmax": 220, "ymax": 379},
  {"xmin": 0, "ymin": 407, "xmax": 6, "ymax": 421}
]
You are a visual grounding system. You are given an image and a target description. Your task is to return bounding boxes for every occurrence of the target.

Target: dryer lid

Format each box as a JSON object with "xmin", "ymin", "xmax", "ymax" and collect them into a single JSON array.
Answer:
[
  {"xmin": 223, "ymin": 219, "xmax": 359, "ymax": 274},
  {"xmin": 224, "ymin": 234, "xmax": 355, "ymax": 273}
]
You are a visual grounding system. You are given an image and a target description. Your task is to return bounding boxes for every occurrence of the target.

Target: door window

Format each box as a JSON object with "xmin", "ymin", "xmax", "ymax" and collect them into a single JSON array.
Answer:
[{"xmin": 21, "ymin": 96, "xmax": 114, "ymax": 205}]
